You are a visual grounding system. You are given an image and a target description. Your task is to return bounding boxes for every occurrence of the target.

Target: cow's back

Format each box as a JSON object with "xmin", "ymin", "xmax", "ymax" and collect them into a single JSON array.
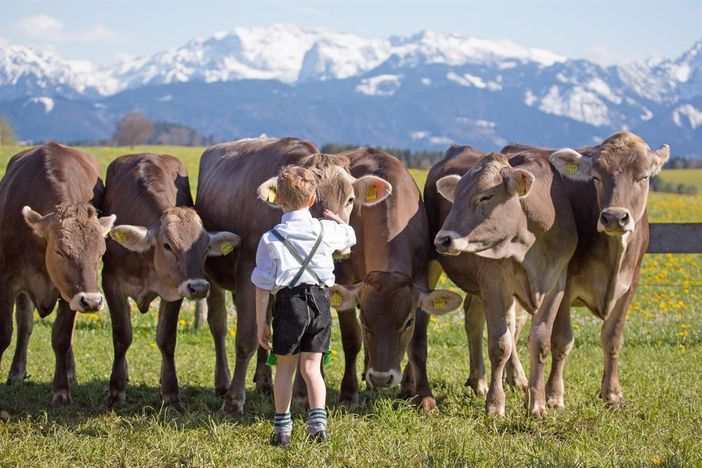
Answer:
[
  {"xmin": 195, "ymin": 137, "xmax": 320, "ymax": 289},
  {"xmin": 336, "ymin": 148, "xmax": 428, "ymax": 283},
  {"xmin": 0, "ymin": 142, "xmax": 102, "ymax": 276}
]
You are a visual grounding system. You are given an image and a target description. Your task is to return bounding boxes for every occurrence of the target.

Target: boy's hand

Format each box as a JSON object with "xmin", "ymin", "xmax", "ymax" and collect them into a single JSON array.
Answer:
[
  {"xmin": 323, "ymin": 209, "xmax": 346, "ymax": 225},
  {"xmin": 258, "ymin": 324, "xmax": 272, "ymax": 351}
]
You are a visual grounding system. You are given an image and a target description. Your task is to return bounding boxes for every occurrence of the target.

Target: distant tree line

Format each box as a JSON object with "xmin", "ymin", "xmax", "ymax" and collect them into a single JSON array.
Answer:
[{"xmin": 111, "ymin": 112, "xmax": 216, "ymax": 147}]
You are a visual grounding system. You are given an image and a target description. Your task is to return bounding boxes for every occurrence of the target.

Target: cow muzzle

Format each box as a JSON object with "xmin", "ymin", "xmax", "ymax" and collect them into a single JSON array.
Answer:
[
  {"xmin": 598, "ymin": 207, "xmax": 634, "ymax": 236},
  {"xmin": 70, "ymin": 292, "xmax": 104, "ymax": 312},
  {"xmin": 365, "ymin": 368, "xmax": 402, "ymax": 388},
  {"xmin": 178, "ymin": 279, "xmax": 211, "ymax": 300},
  {"xmin": 434, "ymin": 230, "xmax": 473, "ymax": 256}
]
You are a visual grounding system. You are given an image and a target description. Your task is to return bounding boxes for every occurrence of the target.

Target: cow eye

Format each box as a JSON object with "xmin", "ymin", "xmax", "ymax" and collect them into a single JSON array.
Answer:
[
  {"xmin": 637, "ymin": 175, "xmax": 650, "ymax": 182},
  {"xmin": 478, "ymin": 194, "xmax": 493, "ymax": 203},
  {"xmin": 163, "ymin": 243, "xmax": 172, "ymax": 252},
  {"xmin": 404, "ymin": 317, "xmax": 414, "ymax": 329},
  {"xmin": 55, "ymin": 250, "xmax": 66, "ymax": 258},
  {"xmin": 592, "ymin": 176, "xmax": 601, "ymax": 183},
  {"xmin": 346, "ymin": 197, "xmax": 355, "ymax": 206}
]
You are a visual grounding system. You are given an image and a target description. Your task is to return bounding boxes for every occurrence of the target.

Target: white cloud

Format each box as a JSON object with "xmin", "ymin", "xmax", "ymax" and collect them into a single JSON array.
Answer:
[
  {"xmin": 14, "ymin": 14, "xmax": 117, "ymax": 44},
  {"xmin": 581, "ymin": 45, "xmax": 623, "ymax": 67},
  {"xmin": 0, "ymin": 37, "xmax": 8, "ymax": 47}
]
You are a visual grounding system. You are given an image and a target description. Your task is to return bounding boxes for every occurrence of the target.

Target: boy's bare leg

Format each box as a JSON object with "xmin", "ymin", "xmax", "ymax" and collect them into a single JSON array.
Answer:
[
  {"xmin": 300, "ymin": 352, "xmax": 327, "ymax": 437},
  {"xmin": 274, "ymin": 354, "xmax": 298, "ymax": 413}
]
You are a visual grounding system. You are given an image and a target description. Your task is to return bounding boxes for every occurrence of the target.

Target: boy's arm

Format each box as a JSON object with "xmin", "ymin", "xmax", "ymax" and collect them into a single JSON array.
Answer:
[
  {"xmin": 322, "ymin": 210, "xmax": 357, "ymax": 250},
  {"xmin": 255, "ymin": 287, "xmax": 272, "ymax": 351}
]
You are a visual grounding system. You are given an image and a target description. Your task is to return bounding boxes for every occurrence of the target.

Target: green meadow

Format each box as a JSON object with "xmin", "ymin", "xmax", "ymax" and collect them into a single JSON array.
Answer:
[{"xmin": 0, "ymin": 145, "xmax": 700, "ymax": 466}]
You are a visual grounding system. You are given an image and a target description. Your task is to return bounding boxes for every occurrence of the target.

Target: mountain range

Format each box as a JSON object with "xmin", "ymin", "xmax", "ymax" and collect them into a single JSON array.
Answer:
[{"xmin": 0, "ymin": 24, "xmax": 700, "ymax": 157}]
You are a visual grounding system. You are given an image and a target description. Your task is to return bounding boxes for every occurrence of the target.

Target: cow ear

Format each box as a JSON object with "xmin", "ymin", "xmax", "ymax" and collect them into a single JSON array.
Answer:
[
  {"xmin": 420, "ymin": 289, "xmax": 462, "ymax": 315},
  {"xmin": 650, "ymin": 144, "xmax": 670, "ymax": 176},
  {"xmin": 505, "ymin": 169, "xmax": 535, "ymax": 198},
  {"xmin": 436, "ymin": 175, "xmax": 461, "ymax": 203},
  {"xmin": 353, "ymin": 175, "xmax": 392, "ymax": 206},
  {"xmin": 549, "ymin": 148, "xmax": 592, "ymax": 181},
  {"xmin": 329, "ymin": 283, "xmax": 361, "ymax": 311},
  {"xmin": 257, "ymin": 177, "xmax": 282, "ymax": 208},
  {"xmin": 98, "ymin": 215, "xmax": 117, "ymax": 238},
  {"xmin": 22, "ymin": 206, "xmax": 52, "ymax": 238},
  {"xmin": 208, "ymin": 231, "xmax": 241, "ymax": 257},
  {"xmin": 110, "ymin": 225, "xmax": 154, "ymax": 252}
]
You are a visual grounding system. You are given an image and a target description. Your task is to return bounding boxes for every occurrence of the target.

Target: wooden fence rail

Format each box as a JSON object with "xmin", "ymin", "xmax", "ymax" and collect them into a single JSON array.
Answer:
[{"xmin": 648, "ymin": 223, "xmax": 702, "ymax": 254}]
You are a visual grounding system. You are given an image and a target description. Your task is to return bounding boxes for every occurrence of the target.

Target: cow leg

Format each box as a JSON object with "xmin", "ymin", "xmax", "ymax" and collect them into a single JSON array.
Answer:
[
  {"xmin": 51, "ymin": 300, "xmax": 77, "ymax": 406},
  {"xmin": 406, "ymin": 307, "xmax": 437, "ymax": 412},
  {"xmin": 0, "ymin": 289, "xmax": 13, "ymax": 378},
  {"xmin": 546, "ymin": 300, "xmax": 574, "ymax": 409},
  {"xmin": 504, "ymin": 303, "xmax": 528, "ymax": 392},
  {"xmin": 337, "ymin": 307, "xmax": 362, "ymax": 405},
  {"xmin": 8, "ymin": 293, "xmax": 33, "ymax": 384},
  {"xmin": 66, "ymin": 321, "xmax": 78, "ymax": 384},
  {"xmin": 105, "ymin": 274, "xmax": 132, "ymax": 408},
  {"xmin": 525, "ymin": 278, "xmax": 565, "ymax": 418},
  {"xmin": 157, "ymin": 299, "xmax": 184, "ymax": 408},
  {"xmin": 483, "ymin": 293, "xmax": 513, "ymax": 417},
  {"xmin": 221, "ymin": 275, "xmax": 257, "ymax": 417},
  {"xmin": 464, "ymin": 295, "xmax": 488, "ymax": 397},
  {"xmin": 206, "ymin": 283, "xmax": 230, "ymax": 396},
  {"xmin": 253, "ymin": 296, "xmax": 273, "ymax": 394},
  {"xmin": 600, "ymin": 289, "xmax": 635, "ymax": 408}
]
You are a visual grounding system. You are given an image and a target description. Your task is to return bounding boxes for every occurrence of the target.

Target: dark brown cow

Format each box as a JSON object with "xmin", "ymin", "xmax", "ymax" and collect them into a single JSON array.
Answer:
[
  {"xmin": 323, "ymin": 148, "xmax": 461, "ymax": 412},
  {"xmin": 101, "ymin": 153, "xmax": 240, "ymax": 407},
  {"xmin": 0, "ymin": 142, "xmax": 114, "ymax": 405},
  {"xmin": 427, "ymin": 147, "xmax": 578, "ymax": 417},
  {"xmin": 195, "ymin": 137, "xmax": 393, "ymax": 416},
  {"xmin": 500, "ymin": 131, "xmax": 668, "ymax": 408}
]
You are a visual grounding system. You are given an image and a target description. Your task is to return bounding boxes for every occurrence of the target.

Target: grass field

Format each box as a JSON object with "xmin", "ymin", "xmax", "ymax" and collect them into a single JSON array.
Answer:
[
  {"xmin": 0, "ymin": 145, "xmax": 701, "ymax": 466},
  {"xmin": 658, "ymin": 168, "xmax": 702, "ymax": 193}
]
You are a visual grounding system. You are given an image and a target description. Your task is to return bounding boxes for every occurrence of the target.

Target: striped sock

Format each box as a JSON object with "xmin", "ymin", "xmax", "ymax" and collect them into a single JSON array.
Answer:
[
  {"xmin": 307, "ymin": 408, "xmax": 327, "ymax": 434},
  {"xmin": 273, "ymin": 412, "xmax": 292, "ymax": 436}
]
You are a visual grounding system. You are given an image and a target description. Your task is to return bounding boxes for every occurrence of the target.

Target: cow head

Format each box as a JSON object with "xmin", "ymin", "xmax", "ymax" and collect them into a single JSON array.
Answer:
[
  {"xmin": 256, "ymin": 154, "xmax": 392, "ymax": 257},
  {"xmin": 550, "ymin": 131, "xmax": 669, "ymax": 237},
  {"xmin": 330, "ymin": 271, "xmax": 461, "ymax": 388},
  {"xmin": 22, "ymin": 203, "xmax": 115, "ymax": 312},
  {"xmin": 109, "ymin": 207, "xmax": 240, "ymax": 301},
  {"xmin": 434, "ymin": 153, "xmax": 535, "ymax": 261}
]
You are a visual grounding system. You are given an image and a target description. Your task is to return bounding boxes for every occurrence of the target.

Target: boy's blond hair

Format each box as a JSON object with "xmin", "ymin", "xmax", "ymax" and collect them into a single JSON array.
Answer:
[{"xmin": 276, "ymin": 166, "xmax": 317, "ymax": 209}]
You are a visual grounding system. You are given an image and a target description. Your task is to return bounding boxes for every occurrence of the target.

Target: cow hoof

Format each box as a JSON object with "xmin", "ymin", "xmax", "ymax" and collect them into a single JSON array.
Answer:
[
  {"xmin": 106, "ymin": 391, "xmax": 126, "ymax": 409},
  {"xmin": 417, "ymin": 396, "xmax": 439, "ymax": 413},
  {"xmin": 506, "ymin": 376, "xmax": 529, "ymax": 393},
  {"xmin": 465, "ymin": 377, "xmax": 488, "ymax": 398},
  {"xmin": 398, "ymin": 389, "xmax": 414, "ymax": 400},
  {"xmin": 529, "ymin": 407, "xmax": 548, "ymax": 419},
  {"xmin": 0, "ymin": 410, "xmax": 9, "ymax": 422},
  {"xmin": 6, "ymin": 373, "xmax": 26, "ymax": 385},
  {"xmin": 162, "ymin": 397, "xmax": 186, "ymax": 413},
  {"xmin": 214, "ymin": 386, "xmax": 229, "ymax": 398},
  {"xmin": 338, "ymin": 393, "xmax": 358, "ymax": 406},
  {"xmin": 256, "ymin": 381, "xmax": 273, "ymax": 395},
  {"xmin": 485, "ymin": 404, "xmax": 505, "ymax": 417},
  {"xmin": 602, "ymin": 392, "xmax": 625, "ymax": 408},
  {"xmin": 547, "ymin": 396, "xmax": 565, "ymax": 410},
  {"xmin": 52, "ymin": 390, "xmax": 73, "ymax": 407},
  {"xmin": 220, "ymin": 398, "xmax": 244, "ymax": 419}
]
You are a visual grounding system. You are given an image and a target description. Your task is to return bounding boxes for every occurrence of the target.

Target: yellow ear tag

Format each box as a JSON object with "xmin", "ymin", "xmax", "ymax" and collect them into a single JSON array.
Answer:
[
  {"xmin": 112, "ymin": 230, "xmax": 126, "ymax": 243},
  {"xmin": 267, "ymin": 186, "xmax": 277, "ymax": 204},
  {"xmin": 366, "ymin": 184, "xmax": 378, "ymax": 202},
  {"xmin": 564, "ymin": 163, "xmax": 579, "ymax": 176},
  {"xmin": 331, "ymin": 291, "xmax": 344, "ymax": 308},
  {"xmin": 432, "ymin": 296, "xmax": 446, "ymax": 309},
  {"xmin": 221, "ymin": 242, "xmax": 234, "ymax": 255}
]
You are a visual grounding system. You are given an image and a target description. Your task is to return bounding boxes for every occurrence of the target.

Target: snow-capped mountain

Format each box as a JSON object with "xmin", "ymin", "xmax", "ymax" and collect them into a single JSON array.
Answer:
[{"xmin": 0, "ymin": 25, "xmax": 700, "ymax": 157}]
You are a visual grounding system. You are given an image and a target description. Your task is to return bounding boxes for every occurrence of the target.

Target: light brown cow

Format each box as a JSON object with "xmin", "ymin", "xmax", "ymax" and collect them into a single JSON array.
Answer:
[
  {"xmin": 101, "ymin": 153, "xmax": 240, "ymax": 408},
  {"xmin": 500, "ymin": 131, "xmax": 668, "ymax": 408},
  {"xmin": 0, "ymin": 142, "xmax": 114, "ymax": 406},
  {"xmin": 427, "ymin": 147, "xmax": 578, "ymax": 417},
  {"xmin": 195, "ymin": 137, "xmax": 393, "ymax": 416},
  {"xmin": 322, "ymin": 148, "xmax": 461, "ymax": 412}
]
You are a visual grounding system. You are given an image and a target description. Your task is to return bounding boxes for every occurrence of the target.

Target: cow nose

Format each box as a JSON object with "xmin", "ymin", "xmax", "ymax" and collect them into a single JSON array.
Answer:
[
  {"xmin": 76, "ymin": 293, "xmax": 103, "ymax": 312},
  {"xmin": 180, "ymin": 279, "xmax": 210, "ymax": 299},
  {"xmin": 435, "ymin": 235, "xmax": 452, "ymax": 249},
  {"xmin": 366, "ymin": 369, "xmax": 401, "ymax": 388},
  {"xmin": 600, "ymin": 209, "xmax": 630, "ymax": 227}
]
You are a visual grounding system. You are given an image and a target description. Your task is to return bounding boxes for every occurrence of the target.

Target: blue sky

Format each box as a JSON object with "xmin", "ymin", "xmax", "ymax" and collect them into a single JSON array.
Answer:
[{"xmin": 1, "ymin": 0, "xmax": 700, "ymax": 65}]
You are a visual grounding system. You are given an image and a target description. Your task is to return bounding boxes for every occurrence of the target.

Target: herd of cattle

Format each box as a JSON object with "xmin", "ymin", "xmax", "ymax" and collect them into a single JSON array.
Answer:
[{"xmin": 0, "ymin": 131, "xmax": 668, "ymax": 419}]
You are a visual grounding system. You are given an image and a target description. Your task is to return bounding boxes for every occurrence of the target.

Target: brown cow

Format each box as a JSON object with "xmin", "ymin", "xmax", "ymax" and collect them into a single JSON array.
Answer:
[
  {"xmin": 195, "ymin": 137, "xmax": 393, "ymax": 416},
  {"xmin": 500, "ymin": 131, "xmax": 668, "ymax": 408},
  {"xmin": 101, "ymin": 153, "xmax": 240, "ymax": 407},
  {"xmin": 427, "ymin": 147, "xmax": 578, "ymax": 417},
  {"xmin": 0, "ymin": 142, "xmax": 114, "ymax": 406},
  {"xmin": 321, "ymin": 148, "xmax": 461, "ymax": 412}
]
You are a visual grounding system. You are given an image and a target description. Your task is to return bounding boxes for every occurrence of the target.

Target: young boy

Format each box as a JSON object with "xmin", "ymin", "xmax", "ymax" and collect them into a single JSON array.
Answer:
[{"xmin": 251, "ymin": 166, "xmax": 356, "ymax": 447}]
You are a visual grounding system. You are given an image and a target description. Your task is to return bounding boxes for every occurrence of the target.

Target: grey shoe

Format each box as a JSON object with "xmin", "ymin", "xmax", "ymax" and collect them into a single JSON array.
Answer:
[{"xmin": 308, "ymin": 430, "xmax": 328, "ymax": 443}]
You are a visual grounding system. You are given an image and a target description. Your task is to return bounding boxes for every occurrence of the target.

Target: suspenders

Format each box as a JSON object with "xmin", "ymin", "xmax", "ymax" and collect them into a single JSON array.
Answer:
[{"xmin": 270, "ymin": 222, "xmax": 325, "ymax": 288}]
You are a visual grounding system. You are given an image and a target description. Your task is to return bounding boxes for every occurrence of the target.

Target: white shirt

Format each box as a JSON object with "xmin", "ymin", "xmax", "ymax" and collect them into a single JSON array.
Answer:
[{"xmin": 251, "ymin": 209, "xmax": 356, "ymax": 294}]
